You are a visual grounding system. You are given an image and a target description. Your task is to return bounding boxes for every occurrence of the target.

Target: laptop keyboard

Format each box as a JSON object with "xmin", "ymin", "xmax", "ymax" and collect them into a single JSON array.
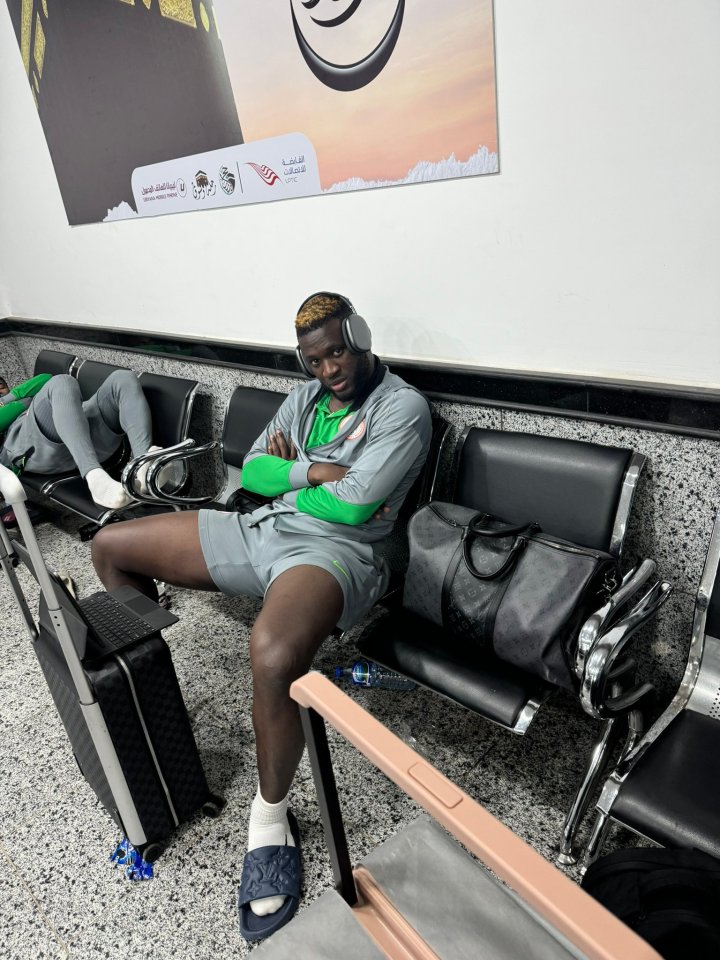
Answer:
[{"xmin": 79, "ymin": 592, "xmax": 155, "ymax": 649}]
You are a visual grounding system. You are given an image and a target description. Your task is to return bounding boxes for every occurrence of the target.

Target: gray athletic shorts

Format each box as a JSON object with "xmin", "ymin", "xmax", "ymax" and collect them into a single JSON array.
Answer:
[{"xmin": 198, "ymin": 508, "xmax": 390, "ymax": 631}]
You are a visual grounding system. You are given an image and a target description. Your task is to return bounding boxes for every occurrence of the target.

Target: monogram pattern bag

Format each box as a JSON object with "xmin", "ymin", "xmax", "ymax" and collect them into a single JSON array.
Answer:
[{"xmin": 403, "ymin": 502, "xmax": 620, "ymax": 690}]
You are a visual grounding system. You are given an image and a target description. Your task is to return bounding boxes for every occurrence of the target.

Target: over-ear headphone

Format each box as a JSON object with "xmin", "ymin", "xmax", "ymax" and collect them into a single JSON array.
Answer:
[{"xmin": 295, "ymin": 291, "xmax": 372, "ymax": 378}]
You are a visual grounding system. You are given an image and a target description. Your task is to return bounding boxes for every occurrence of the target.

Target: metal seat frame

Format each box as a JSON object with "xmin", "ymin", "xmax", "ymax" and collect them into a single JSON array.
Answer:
[{"xmin": 582, "ymin": 508, "xmax": 720, "ymax": 870}]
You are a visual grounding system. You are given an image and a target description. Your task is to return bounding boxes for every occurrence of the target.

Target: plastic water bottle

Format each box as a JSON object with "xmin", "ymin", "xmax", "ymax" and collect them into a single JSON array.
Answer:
[{"xmin": 333, "ymin": 660, "xmax": 416, "ymax": 691}]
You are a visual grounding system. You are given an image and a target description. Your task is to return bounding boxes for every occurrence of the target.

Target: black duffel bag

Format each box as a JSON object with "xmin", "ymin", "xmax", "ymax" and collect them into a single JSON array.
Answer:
[
  {"xmin": 402, "ymin": 502, "xmax": 621, "ymax": 690},
  {"xmin": 581, "ymin": 847, "xmax": 720, "ymax": 959}
]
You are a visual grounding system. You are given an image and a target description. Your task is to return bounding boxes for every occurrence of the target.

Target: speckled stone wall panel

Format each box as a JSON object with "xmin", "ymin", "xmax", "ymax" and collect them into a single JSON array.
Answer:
[
  {"xmin": 424, "ymin": 399, "xmax": 502, "ymax": 499},
  {"xmin": 0, "ymin": 335, "xmax": 29, "ymax": 387}
]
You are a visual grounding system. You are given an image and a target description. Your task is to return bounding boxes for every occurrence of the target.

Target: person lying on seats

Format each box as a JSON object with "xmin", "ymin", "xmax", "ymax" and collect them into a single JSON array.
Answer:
[
  {"xmin": 0, "ymin": 370, "xmax": 166, "ymax": 509},
  {"xmin": 90, "ymin": 292, "xmax": 432, "ymax": 941}
]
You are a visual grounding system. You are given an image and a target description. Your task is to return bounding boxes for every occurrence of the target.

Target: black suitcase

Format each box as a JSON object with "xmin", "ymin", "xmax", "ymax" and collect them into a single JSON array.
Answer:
[{"xmin": 0, "ymin": 464, "xmax": 221, "ymax": 863}]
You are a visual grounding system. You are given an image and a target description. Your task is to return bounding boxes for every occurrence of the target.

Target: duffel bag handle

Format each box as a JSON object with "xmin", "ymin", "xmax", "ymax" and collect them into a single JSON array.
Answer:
[
  {"xmin": 462, "ymin": 520, "xmax": 540, "ymax": 581},
  {"xmin": 468, "ymin": 516, "xmax": 540, "ymax": 539}
]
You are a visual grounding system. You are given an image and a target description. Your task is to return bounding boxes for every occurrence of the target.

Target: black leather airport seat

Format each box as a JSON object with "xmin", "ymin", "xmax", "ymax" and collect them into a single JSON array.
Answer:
[
  {"xmin": 74, "ymin": 357, "xmax": 131, "ymax": 399},
  {"xmin": 357, "ymin": 426, "xmax": 671, "ymax": 863},
  {"xmin": 33, "ymin": 349, "xmax": 77, "ymax": 377},
  {"xmin": 360, "ymin": 609, "xmax": 551, "ymax": 727},
  {"xmin": 137, "ymin": 371, "xmax": 198, "ymax": 450},
  {"xmin": 210, "ymin": 385, "xmax": 287, "ymax": 512},
  {"xmin": 372, "ymin": 413, "xmax": 450, "ymax": 591}
]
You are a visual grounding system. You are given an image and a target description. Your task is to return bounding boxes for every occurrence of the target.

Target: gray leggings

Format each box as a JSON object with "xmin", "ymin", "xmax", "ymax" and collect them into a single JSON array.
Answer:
[{"xmin": 3, "ymin": 371, "xmax": 153, "ymax": 476}]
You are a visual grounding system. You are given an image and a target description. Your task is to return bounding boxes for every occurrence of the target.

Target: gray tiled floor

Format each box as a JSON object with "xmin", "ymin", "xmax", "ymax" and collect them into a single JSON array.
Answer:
[{"xmin": 1, "ymin": 513, "xmax": 648, "ymax": 958}]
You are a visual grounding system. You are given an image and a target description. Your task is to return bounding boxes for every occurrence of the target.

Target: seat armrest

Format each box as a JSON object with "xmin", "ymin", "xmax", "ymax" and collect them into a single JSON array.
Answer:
[
  {"xmin": 576, "ymin": 559, "xmax": 657, "ymax": 679},
  {"xmin": 121, "ymin": 439, "xmax": 220, "ymax": 505},
  {"xmin": 580, "ymin": 579, "xmax": 672, "ymax": 718}
]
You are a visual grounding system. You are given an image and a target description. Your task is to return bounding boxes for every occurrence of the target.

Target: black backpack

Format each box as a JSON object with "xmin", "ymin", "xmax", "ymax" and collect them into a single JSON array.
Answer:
[{"xmin": 581, "ymin": 847, "xmax": 720, "ymax": 959}]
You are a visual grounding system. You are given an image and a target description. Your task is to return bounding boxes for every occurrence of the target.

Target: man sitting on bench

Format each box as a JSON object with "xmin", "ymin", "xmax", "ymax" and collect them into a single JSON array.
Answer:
[
  {"xmin": 90, "ymin": 292, "xmax": 432, "ymax": 941},
  {"xmin": 0, "ymin": 370, "xmax": 165, "ymax": 509}
]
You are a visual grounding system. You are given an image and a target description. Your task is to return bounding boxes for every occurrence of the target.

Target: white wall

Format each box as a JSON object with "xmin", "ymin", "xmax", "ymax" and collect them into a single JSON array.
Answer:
[{"xmin": 1, "ymin": 2, "xmax": 718, "ymax": 387}]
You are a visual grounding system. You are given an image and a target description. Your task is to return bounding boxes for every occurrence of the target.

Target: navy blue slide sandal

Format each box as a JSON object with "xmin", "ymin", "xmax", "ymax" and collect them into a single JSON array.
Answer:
[{"xmin": 237, "ymin": 810, "xmax": 302, "ymax": 942}]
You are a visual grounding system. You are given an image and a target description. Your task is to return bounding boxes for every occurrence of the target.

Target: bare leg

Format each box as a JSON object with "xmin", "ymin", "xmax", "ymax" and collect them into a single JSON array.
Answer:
[
  {"xmin": 95, "ymin": 520, "xmax": 343, "ymax": 785},
  {"xmin": 247, "ymin": 565, "xmax": 343, "ymax": 916},
  {"xmin": 91, "ymin": 511, "xmax": 217, "ymax": 600},
  {"xmin": 250, "ymin": 565, "xmax": 344, "ymax": 802}
]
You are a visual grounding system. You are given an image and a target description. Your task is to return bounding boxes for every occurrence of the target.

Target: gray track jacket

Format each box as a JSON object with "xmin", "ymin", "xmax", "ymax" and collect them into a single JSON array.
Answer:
[{"xmin": 244, "ymin": 365, "xmax": 432, "ymax": 544}]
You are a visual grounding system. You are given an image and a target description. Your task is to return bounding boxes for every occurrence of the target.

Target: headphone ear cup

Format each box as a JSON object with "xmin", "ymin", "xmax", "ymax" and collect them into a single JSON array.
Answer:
[
  {"xmin": 343, "ymin": 314, "xmax": 372, "ymax": 354},
  {"xmin": 296, "ymin": 345, "xmax": 314, "ymax": 378}
]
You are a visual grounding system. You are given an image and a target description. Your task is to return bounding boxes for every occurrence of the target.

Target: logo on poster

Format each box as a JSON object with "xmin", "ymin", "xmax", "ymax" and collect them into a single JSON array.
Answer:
[
  {"xmin": 291, "ymin": 0, "xmax": 405, "ymax": 91},
  {"xmin": 282, "ymin": 154, "xmax": 307, "ymax": 184},
  {"xmin": 192, "ymin": 170, "xmax": 216, "ymax": 200},
  {"xmin": 219, "ymin": 166, "xmax": 236, "ymax": 195},
  {"xmin": 246, "ymin": 163, "xmax": 281, "ymax": 187},
  {"xmin": 177, "ymin": 178, "xmax": 187, "ymax": 198}
]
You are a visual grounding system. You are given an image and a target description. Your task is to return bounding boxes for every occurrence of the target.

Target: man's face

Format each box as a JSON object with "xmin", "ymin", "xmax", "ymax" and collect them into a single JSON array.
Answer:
[{"xmin": 298, "ymin": 317, "xmax": 373, "ymax": 405}]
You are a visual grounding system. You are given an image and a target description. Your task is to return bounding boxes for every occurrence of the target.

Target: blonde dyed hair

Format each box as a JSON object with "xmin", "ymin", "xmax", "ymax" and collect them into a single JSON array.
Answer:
[{"xmin": 295, "ymin": 293, "xmax": 351, "ymax": 335}]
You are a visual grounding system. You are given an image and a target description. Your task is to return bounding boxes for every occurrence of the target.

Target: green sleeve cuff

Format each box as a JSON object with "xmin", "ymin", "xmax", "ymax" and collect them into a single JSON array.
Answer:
[
  {"xmin": 9, "ymin": 373, "xmax": 52, "ymax": 401},
  {"xmin": 295, "ymin": 486, "xmax": 385, "ymax": 525},
  {"xmin": 241, "ymin": 455, "xmax": 294, "ymax": 496}
]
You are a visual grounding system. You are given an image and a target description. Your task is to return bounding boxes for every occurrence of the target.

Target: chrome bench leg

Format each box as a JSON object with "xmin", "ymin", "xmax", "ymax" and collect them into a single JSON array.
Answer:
[
  {"xmin": 580, "ymin": 810, "xmax": 612, "ymax": 875},
  {"xmin": 556, "ymin": 716, "xmax": 622, "ymax": 866}
]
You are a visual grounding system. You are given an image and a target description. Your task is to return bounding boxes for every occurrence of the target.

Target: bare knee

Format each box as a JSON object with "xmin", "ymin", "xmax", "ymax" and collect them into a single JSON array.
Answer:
[
  {"xmin": 91, "ymin": 524, "xmax": 127, "ymax": 582},
  {"xmin": 250, "ymin": 625, "xmax": 312, "ymax": 691},
  {"xmin": 91, "ymin": 522, "xmax": 147, "ymax": 585}
]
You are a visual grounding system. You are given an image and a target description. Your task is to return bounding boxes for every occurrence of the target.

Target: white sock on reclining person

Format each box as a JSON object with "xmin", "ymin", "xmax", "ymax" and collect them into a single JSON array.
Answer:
[
  {"xmin": 86, "ymin": 468, "xmax": 132, "ymax": 509},
  {"xmin": 247, "ymin": 787, "xmax": 295, "ymax": 917}
]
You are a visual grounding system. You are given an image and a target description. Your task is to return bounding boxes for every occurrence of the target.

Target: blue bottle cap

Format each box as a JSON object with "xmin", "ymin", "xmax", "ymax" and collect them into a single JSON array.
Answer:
[
  {"xmin": 351, "ymin": 661, "xmax": 371, "ymax": 686},
  {"xmin": 110, "ymin": 837, "xmax": 154, "ymax": 880},
  {"xmin": 110, "ymin": 837, "xmax": 133, "ymax": 865}
]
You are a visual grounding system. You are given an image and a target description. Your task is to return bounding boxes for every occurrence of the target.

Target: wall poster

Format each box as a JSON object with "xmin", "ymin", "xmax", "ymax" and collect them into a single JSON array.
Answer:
[{"xmin": 5, "ymin": 0, "xmax": 498, "ymax": 225}]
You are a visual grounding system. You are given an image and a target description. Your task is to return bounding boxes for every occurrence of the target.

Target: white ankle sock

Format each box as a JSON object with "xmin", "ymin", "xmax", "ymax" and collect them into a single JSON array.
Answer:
[
  {"xmin": 86, "ymin": 468, "xmax": 132, "ymax": 509},
  {"xmin": 247, "ymin": 788, "xmax": 294, "ymax": 917}
]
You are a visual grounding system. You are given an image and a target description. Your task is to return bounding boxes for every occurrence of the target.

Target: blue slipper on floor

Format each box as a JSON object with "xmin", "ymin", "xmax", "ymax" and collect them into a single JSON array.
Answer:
[{"xmin": 237, "ymin": 810, "xmax": 302, "ymax": 942}]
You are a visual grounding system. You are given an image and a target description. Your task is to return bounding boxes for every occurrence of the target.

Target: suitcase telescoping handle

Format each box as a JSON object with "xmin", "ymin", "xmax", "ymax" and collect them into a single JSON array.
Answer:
[
  {"xmin": 0, "ymin": 464, "xmax": 95, "ymax": 703},
  {"xmin": 0, "ymin": 466, "xmax": 151, "ymax": 843},
  {"xmin": 291, "ymin": 672, "xmax": 663, "ymax": 960},
  {"xmin": 0, "ymin": 470, "xmax": 38, "ymax": 642}
]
